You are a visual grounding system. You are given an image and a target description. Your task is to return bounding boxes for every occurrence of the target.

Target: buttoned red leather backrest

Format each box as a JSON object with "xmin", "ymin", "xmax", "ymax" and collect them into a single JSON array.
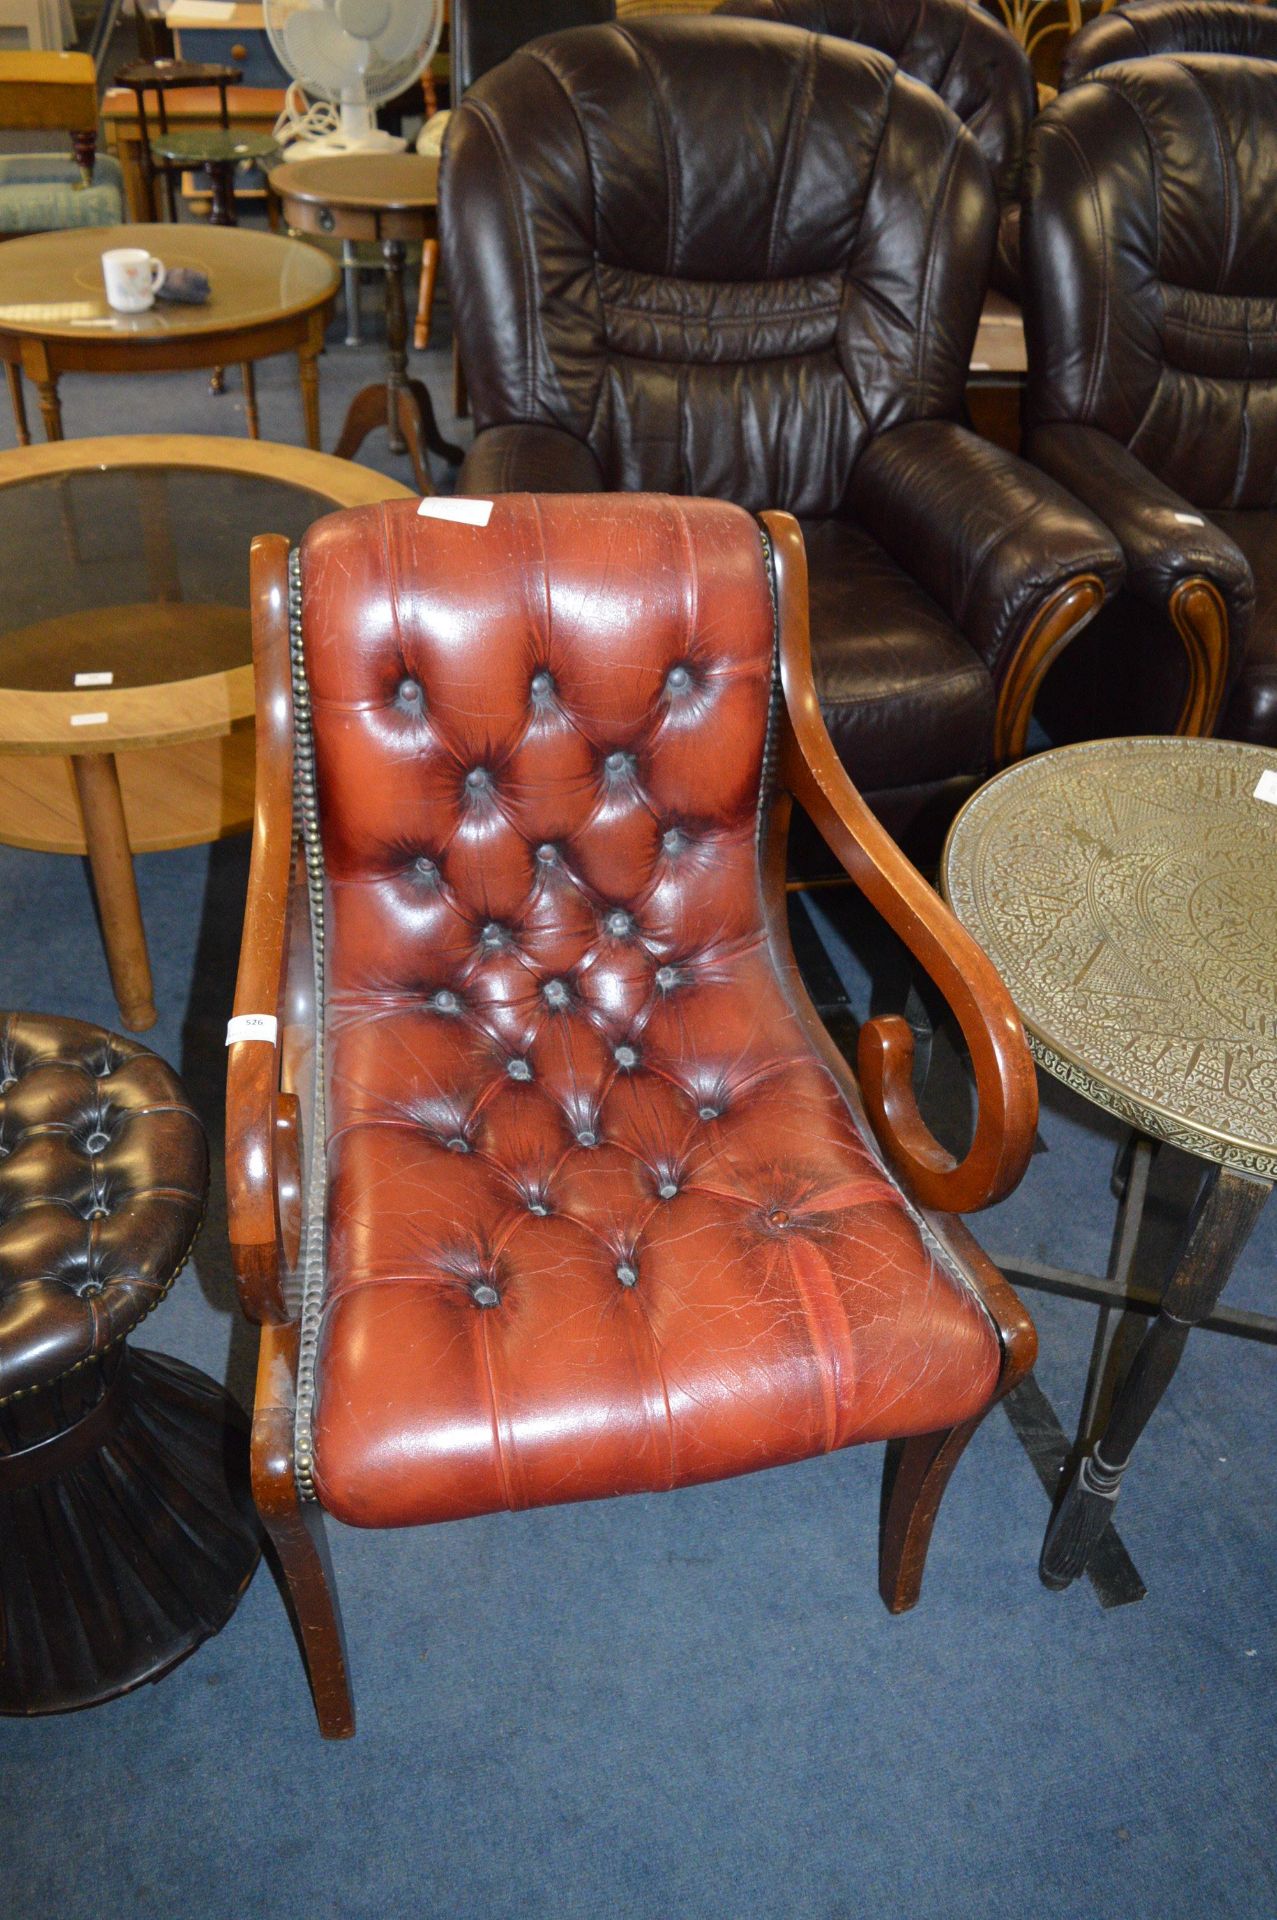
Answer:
[
  {"xmin": 301, "ymin": 496, "xmax": 777, "ymax": 1062},
  {"xmin": 719, "ymin": 0, "xmax": 1034, "ymax": 215},
  {"xmin": 1025, "ymin": 54, "xmax": 1277, "ymax": 508},
  {"xmin": 440, "ymin": 16, "xmax": 995, "ymax": 516},
  {"xmin": 1059, "ymin": 0, "xmax": 1277, "ymax": 91}
]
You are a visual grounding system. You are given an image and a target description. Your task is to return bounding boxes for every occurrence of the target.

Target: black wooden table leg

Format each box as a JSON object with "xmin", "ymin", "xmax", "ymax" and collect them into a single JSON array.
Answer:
[{"xmin": 1040, "ymin": 1163, "xmax": 1270, "ymax": 1590}]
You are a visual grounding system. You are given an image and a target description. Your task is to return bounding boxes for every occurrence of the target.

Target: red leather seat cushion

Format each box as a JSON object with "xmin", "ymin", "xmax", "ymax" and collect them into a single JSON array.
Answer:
[{"xmin": 302, "ymin": 495, "xmax": 1000, "ymax": 1529}]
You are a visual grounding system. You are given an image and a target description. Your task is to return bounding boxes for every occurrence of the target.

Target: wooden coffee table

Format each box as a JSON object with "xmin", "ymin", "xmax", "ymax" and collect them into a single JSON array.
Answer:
[
  {"xmin": 0, "ymin": 223, "xmax": 338, "ymax": 447},
  {"xmin": 0, "ymin": 435, "xmax": 412, "ymax": 1030},
  {"xmin": 270, "ymin": 153, "xmax": 463, "ymax": 491},
  {"xmin": 943, "ymin": 736, "xmax": 1277, "ymax": 1591}
]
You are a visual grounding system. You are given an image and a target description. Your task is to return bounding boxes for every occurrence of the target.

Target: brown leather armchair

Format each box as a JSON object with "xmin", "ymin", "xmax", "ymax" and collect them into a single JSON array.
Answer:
[
  {"xmin": 450, "ymin": 0, "xmax": 614, "ymax": 96},
  {"xmin": 227, "ymin": 493, "xmax": 1038, "ymax": 1736},
  {"xmin": 1023, "ymin": 54, "xmax": 1275, "ymax": 745},
  {"xmin": 440, "ymin": 17, "xmax": 1124, "ymax": 852},
  {"xmin": 717, "ymin": 0, "xmax": 1036, "ymax": 295},
  {"xmin": 1059, "ymin": 0, "xmax": 1277, "ymax": 91}
]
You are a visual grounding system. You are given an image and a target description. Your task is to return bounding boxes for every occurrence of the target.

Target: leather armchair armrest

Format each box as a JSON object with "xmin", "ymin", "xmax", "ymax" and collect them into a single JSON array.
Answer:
[
  {"xmin": 226, "ymin": 534, "xmax": 310, "ymax": 1328},
  {"xmin": 460, "ymin": 424, "xmax": 606, "ymax": 496},
  {"xmin": 1027, "ymin": 422, "xmax": 1254, "ymax": 626},
  {"xmin": 764, "ymin": 510, "xmax": 1039, "ymax": 1218},
  {"xmin": 1028, "ymin": 423, "xmax": 1254, "ymax": 733},
  {"xmin": 850, "ymin": 420, "xmax": 1124, "ymax": 758}
]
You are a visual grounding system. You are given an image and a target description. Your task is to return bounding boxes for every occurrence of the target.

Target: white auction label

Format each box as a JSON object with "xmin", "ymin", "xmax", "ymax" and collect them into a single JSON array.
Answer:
[
  {"xmin": 225, "ymin": 1014, "xmax": 279, "ymax": 1045},
  {"xmin": 1253, "ymin": 769, "xmax": 1277, "ymax": 806},
  {"xmin": 70, "ymin": 711, "xmax": 109, "ymax": 727},
  {"xmin": 1174, "ymin": 512, "xmax": 1206, "ymax": 526},
  {"xmin": 417, "ymin": 496, "xmax": 494, "ymax": 527},
  {"xmin": 74, "ymin": 671, "xmax": 114, "ymax": 688}
]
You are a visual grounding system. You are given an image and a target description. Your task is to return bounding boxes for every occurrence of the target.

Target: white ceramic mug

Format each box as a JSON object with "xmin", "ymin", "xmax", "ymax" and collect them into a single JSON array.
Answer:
[{"xmin": 101, "ymin": 247, "xmax": 165, "ymax": 314}]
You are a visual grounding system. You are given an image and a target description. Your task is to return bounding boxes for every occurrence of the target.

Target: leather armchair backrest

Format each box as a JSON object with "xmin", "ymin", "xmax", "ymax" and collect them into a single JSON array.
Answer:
[
  {"xmin": 441, "ymin": 17, "xmax": 994, "ymax": 516},
  {"xmin": 300, "ymin": 494, "xmax": 778, "ymax": 1038},
  {"xmin": 1024, "ymin": 54, "xmax": 1277, "ymax": 508},
  {"xmin": 1059, "ymin": 0, "xmax": 1277, "ymax": 92},
  {"xmin": 718, "ymin": 0, "xmax": 1034, "ymax": 213},
  {"xmin": 450, "ymin": 0, "xmax": 615, "ymax": 98}
]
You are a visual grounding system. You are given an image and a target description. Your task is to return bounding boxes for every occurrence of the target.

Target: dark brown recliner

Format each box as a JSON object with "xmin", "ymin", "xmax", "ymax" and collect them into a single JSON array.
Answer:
[
  {"xmin": 1059, "ymin": 0, "xmax": 1277, "ymax": 91},
  {"xmin": 450, "ymin": 0, "xmax": 614, "ymax": 97},
  {"xmin": 1023, "ymin": 54, "xmax": 1277, "ymax": 746},
  {"xmin": 718, "ymin": 0, "xmax": 1035, "ymax": 295},
  {"xmin": 441, "ymin": 17, "xmax": 1123, "ymax": 851}
]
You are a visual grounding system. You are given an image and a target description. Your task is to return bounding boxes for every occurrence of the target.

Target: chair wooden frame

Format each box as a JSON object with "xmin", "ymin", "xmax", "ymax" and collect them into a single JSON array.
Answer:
[{"xmin": 226, "ymin": 510, "xmax": 1039, "ymax": 1738}]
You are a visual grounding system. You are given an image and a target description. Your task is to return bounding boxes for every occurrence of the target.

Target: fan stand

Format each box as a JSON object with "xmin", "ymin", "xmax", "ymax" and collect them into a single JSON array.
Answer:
[{"xmin": 333, "ymin": 238, "xmax": 462, "ymax": 492}]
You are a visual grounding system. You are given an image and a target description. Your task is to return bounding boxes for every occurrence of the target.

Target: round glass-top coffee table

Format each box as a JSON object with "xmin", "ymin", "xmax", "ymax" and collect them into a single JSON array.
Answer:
[
  {"xmin": 942, "ymin": 736, "xmax": 1277, "ymax": 1589},
  {"xmin": 0, "ymin": 224, "xmax": 338, "ymax": 446},
  {"xmin": 0, "ymin": 435, "xmax": 412, "ymax": 1030}
]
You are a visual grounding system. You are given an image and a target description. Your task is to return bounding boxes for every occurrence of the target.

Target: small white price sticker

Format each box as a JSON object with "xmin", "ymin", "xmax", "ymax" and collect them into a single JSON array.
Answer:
[
  {"xmin": 1174, "ymin": 512, "xmax": 1206, "ymax": 527},
  {"xmin": 417, "ymin": 496, "xmax": 494, "ymax": 527},
  {"xmin": 74, "ymin": 671, "xmax": 114, "ymax": 688},
  {"xmin": 226, "ymin": 1014, "xmax": 279, "ymax": 1045},
  {"xmin": 1253, "ymin": 769, "xmax": 1277, "ymax": 806},
  {"xmin": 70, "ymin": 711, "xmax": 109, "ymax": 727}
]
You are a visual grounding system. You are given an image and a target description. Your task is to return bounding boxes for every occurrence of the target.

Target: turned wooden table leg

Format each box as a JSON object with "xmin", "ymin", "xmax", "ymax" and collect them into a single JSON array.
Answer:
[
  {"xmin": 382, "ymin": 237, "xmax": 409, "ymax": 456},
  {"xmin": 242, "ymin": 361, "xmax": 260, "ymax": 439},
  {"xmin": 299, "ymin": 310, "xmax": 324, "ymax": 451},
  {"xmin": 5, "ymin": 363, "xmax": 29, "ymax": 446},
  {"xmin": 1040, "ymin": 1163, "xmax": 1270, "ymax": 1589},
  {"xmin": 36, "ymin": 380, "xmax": 63, "ymax": 442},
  {"xmin": 70, "ymin": 752, "xmax": 157, "ymax": 1032}
]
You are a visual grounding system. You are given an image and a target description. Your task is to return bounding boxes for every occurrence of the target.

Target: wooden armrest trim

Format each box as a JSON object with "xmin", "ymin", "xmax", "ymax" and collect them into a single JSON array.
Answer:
[{"xmin": 761, "ymin": 510, "xmax": 1038, "ymax": 1215}]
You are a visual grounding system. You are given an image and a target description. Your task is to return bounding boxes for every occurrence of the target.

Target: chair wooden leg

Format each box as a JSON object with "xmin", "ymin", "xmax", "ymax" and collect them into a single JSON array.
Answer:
[
  {"xmin": 5, "ymin": 361, "xmax": 29, "ymax": 445},
  {"xmin": 878, "ymin": 1417, "xmax": 981, "ymax": 1614},
  {"xmin": 252, "ymin": 1323, "xmax": 355, "ymax": 1738}
]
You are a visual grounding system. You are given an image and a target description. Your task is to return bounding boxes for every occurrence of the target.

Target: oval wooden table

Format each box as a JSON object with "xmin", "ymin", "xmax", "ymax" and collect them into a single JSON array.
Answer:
[
  {"xmin": 270, "ymin": 153, "xmax": 463, "ymax": 491},
  {"xmin": 0, "ymin": 223, "xmax": 338, "ymax": 447},
  {"xmin": 943, "ymin": 736, "xmax": 1277, "ymax": 1590},
  {"xmin": 0, "ymin": 435, "xmax": 412, "ymax": 1029}
]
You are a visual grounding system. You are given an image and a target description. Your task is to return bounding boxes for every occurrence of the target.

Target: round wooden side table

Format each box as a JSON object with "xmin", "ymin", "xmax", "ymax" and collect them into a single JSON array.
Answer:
[
  {"xmin": 942, "ymin": 736, "xmax": 1277, "ymax": 1589},
  {"xmin": 0, "ymin": 223, "xmax": 338, "ymax": 448},
  {"xmin": 269, "ymin": 152, "xmax": 464, "ymax": 491},
  {"xmin": 0, "ymin": 436, "xmax": 413, "ymax": 1030}
]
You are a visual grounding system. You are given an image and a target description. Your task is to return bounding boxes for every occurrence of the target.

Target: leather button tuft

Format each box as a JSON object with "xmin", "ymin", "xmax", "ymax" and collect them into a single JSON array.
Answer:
[
  {"xmin": 480, "ymin": 922, "xmax": 508, "ymax": 951},
  {"xmin": 465, "ymin": 768, "xmax": 491, "ymax": 793},
  {"xmin": 576, "ymin": 1128, "xmax": 599, "ymax": 1148},
  {"xmin": 87, "ymin": 1205, "xmax": 109, "ymax": 1220},
  {"xmin": 412, "ymin": 856, "xmax": 439, "ymax": 883},
  {"xmin": 535, "ymin": 843, "xmax": 557, "ymax": 865},
  {"xmin": 662, "ymin": 828, "xmax": 685, "ymax": 855},
  {"xmin": 396, "ymin": 676, "xmax": 423, "ymax": 704},
  {"xmin": 470, "ymin": 1281, "xmax": 500, "ymax": 1308},
  {"xmin": 604, "ymin": 910, "xmax": 633, "ymax": 938},
  {"xmin": 616, "ymin": 1262, "xmax": 638, "ymax": 1288},
  {"xmin": 446, "ymin": 1135, "xmax": 471, "ymax": 1154},
  {"xmin": 84, "ymin": 1130, "xmax": 110, "ymax": 1153},
  {"xmin": 768, "ymin": 1208, "xmax": 791, "ymax": 1228},
  {"xmin": 665, "ymin": 664, "xmax": 691, "ymax": 693},
  {"xmin": 655, "ymin": 966, "xmax": 679, "ymax": 991},
  {"xmin": 507, "ymin": 1057, "xmax": 533, "ymax": 1082},
  {"xmin": 543, "ymin": 978, "xmax": 570, "ymax": 1009},
  {"xmin": 530, "ymin": 670, "xmax": 555, "ymax": 701},
  {"xmin": 614, "ymin": 1044, "xmax": 639, "ymax": 1069},
  {"xmin": 0, "ymin": 1077, "xmax": 15, "ymax": 1093},
  {"xmin": 527, "ymin": 1197, "xmax": 549, "ymax": 1217},
  {"xmin": 431, "ymin": 990, "xmax": 460, "ymax": 1014},
  {"xmin": 80, "ymin": 1279, "xmax": 104, "ymax": 1297},
  {"xmin": 658, "ymin": 1179, "xmax": 678, "ymax": 1200},
  {"xmin": 698, "ymin": 1104, "xmax": 720, "ymax": 1122}
]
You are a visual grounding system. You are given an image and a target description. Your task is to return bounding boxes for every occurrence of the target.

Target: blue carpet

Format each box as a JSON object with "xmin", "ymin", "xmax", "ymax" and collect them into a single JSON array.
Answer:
[{"xmin": 1, "ymin": 308, "xmax": 1275, "ymax": 1920}]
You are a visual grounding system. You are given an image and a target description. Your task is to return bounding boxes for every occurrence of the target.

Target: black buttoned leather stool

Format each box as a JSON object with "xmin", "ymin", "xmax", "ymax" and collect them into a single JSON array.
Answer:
[{"xmin": 0, "ymin": 1013, "xmax": 259, "ymax": 1715}]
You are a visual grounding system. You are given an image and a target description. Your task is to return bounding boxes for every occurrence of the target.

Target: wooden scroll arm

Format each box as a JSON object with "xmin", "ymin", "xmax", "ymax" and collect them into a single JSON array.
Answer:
[
  {"xmin": 226, "ymin": 534, "xmax": 303, "ymax": 1324},
  {"xmin": 761, "ymin": 510, "xmax": 1039, "ymax": 1215}
]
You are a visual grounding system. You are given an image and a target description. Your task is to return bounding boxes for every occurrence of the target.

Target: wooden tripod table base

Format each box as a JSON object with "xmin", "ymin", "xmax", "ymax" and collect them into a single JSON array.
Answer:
[
  {"xmin": 0, "ymin": 1349, "xmax": 260, "ymax": 1716},
  {"xmin": 269, "ymin": 155, "xmax": 464, "ymax": 492}
]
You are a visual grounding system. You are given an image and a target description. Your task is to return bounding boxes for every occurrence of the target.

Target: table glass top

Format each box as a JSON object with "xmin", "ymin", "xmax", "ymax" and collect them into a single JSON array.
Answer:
[
  {"xmin": 943, "ymin": 736, "xmax": 1277, "ymax": 1175},
  {"xmin": 0, "ymin": 465, "xmax": 331, "ymax": 691},
  {"xmin": 0, "ymin": 224, "xmax": 337, "ymax": 340}
]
